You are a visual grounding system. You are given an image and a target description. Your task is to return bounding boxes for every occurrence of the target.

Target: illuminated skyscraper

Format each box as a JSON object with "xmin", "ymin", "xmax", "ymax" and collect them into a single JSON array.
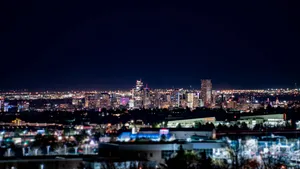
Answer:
[
  {"xmin": 143, "ymin": 84, "xmax": 151, "ymax": 108},
  {"xmin": 84, "ymin": 94, "xmax": 97, "ymax": 110},
  {"xmin": 201, "ymin": 79, "xmax": 212, "ymax": 107},
  {"xmin": 99, "ymin": 93, "xmax": 111, "ymax": 109},
  {"xmin": 136, "ymin": 80, "xmax": 143, "ymax": 90},
  {"xmin": 0, "ymin": 97, "xmax": 3, "ymax": 112},
  {"xmin": 193, "ymin": 93, "xmax": 199, "ymax": 108},
  {"xmin": 3, "ymin": 102, "xmax": 9, "ymax": 112},
  {"xmin": 133, "ymin": 80, "xmax": 144, "ymax": 108},
  {"xmin": 129, "ymin": 99, "xmax": 135, "ymax": 109},
  {"xmin": 211, "ymin": 90, "xmax": 217, "ymax": 107},
  {"xmin": 171, "ymin": 89, "xmax": 181, "ymax": 107},
  {"xmin": 166, "ymin": 94, "xmax": 171, "ymax": 103},
  {"xmin": 187, "ymin": 92, "xmax": 194, "ymax": 108},
  {"xmin": 154, "ymin": 91, "xmax": 161, "ymax": 108}
]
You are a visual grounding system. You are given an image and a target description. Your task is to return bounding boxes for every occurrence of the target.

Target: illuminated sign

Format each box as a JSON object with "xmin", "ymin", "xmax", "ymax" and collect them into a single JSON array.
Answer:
[{"xmin": 159, "ymin": 129, "xmax": 169, "ymax": 135}]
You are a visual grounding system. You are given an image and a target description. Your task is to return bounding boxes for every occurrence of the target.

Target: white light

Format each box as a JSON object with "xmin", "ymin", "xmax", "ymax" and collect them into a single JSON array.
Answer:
[
  {"xmin": 58, "ymin": 136, "xmax": 62, "ymax": 140},
  {"xmin": 90, "ymin": 140, "xmax": 95, "ymax": 145}
]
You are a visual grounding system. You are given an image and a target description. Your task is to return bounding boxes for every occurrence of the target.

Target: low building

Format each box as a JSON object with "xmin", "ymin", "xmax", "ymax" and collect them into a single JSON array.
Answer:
[
  {"xmin": 238, "ymin": 114, "xmax": 285, "ymax": 128},
  {"xmin": 0, "ymin": 156, "xmax": 82, "ymax": 169},
  {"xmin": 97, "ymin": 141, "xmax": 228, "ymax": 167},
  {"xmin": 166, "ymin": 117, "xmax": 216, "ymax": 128},
  {"xmin": 117, "ymin": 128, "xmax": 214, "ymax": 142}
]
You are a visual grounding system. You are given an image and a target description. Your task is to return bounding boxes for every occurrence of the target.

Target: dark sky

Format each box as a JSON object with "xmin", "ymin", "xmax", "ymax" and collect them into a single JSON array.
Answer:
[{"xmin": 1, "ymin": 1, "xmax": 300, "ymax": 90}]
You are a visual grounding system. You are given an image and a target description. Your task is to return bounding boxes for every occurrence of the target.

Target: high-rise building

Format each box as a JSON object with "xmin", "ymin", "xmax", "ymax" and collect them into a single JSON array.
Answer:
[
  {"xmin": 3, "ymin": 102, "xmax": 9, "ymax": 112},
  {"xmin": 143, "ymin": 85, "xmax": 151, "ymax": 108},
  {"xmin": 85, "ymin": 94, "xmax": 97, "ymax": 110},
  {"xmin": 166, "ymin": 94, "xmax": 171, "ymax": 103},
  {"xmin": 129, "ymin": 99, "xmax": 135, "ymax": 109},
  {"xmin": 199, "ymin": 99, "xmax": 204, "ymax": 107},
  {"xmin": 0, "ymin": 97, "xmax": 3, "ymax": 112},
  {"xmin": 72, "ymin": 98, "xmax": 83, "ymax": 109},
  {"xmin": 154, "ymin": 91, "xmax": 161, "ymax": 108},
  {"xmin": 201, "ymin": 79, "xmax": 212, "ymax": 107},
  {"xmin": 193, "ymin": 93, "xmax": 199, "ymax": 108},
  {"xmin": 99, "ymin": 93, "xmax": 111, "ymax": 109},
  {"xmin": 133, "ymin": 80, "xmax": 144, "ymax": 108},
  {"xmin": 171, "ymin": 89, "xmax": 181, "ymax": 107},
  {"xmin": 211, "ymin": 90, "xmax": 217, "ymax": 107},
  {"xmin": 187, "ymin": 93, "xmax": 194, "ymax": 108}
]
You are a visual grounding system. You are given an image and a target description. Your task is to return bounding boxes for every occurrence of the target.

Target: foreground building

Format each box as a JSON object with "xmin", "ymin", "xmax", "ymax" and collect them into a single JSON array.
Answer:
[{"xmin": 96, "ymin": 140, "xmax": 228, "ymax": 167}]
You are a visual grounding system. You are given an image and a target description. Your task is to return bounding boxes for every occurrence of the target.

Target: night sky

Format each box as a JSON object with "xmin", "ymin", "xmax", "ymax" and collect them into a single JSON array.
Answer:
[{"xmin": 1, "ymin": 1, "xmax": 300, "ymax": 90}]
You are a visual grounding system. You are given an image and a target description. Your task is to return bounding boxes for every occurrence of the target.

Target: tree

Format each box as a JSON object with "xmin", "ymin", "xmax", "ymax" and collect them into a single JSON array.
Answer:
[
  {"xmin": 240, "ymin": 122, "xmax": 249, "ymax": 130},
  {"xmin": 176, "ymin": 123, "xmax": 182, "ymax": 128},
  {"xmin": 194, "ymin": 122, "xmax": 202, "ymax": 129},
  {"xmin": 199, "ymin": 151, "xmax": 213, "ymax": 169},
  {"xmin": 160, "ymin": 134, "xmax": 167, "ymax": 142},
  {"xmin": 161, "ymin": 145, "xmax": 200, "ymax": 169},
  {"xmin": 253, "ymin": 124, "xmax": 262, "ymax": 131},
  {"xmin": 207, "ymin": 122, "xmax": 215, "ymax": 130},
  {"xmin": 163, "ymin": 145, "xmax": 187, "ymax": 169}
]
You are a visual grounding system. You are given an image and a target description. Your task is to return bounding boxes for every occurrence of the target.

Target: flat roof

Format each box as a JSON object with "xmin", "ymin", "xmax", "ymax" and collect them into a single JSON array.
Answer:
[
  {"xmin": 138, "ymin": 128, "xmax": 213, "ymax": 132},
  {"xmin": 167, "ymin": 117, "xmax": 216, "ymax": 123},
  {"xmin": 240, "ymin": 114, "xmax": 284, "ymax": 120}
]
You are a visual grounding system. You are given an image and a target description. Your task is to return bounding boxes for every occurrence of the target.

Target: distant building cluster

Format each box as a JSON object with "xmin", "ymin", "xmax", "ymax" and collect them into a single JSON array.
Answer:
[{"xmin": 0, "ymin": 79, "xmax": 299, "ymax": 113}]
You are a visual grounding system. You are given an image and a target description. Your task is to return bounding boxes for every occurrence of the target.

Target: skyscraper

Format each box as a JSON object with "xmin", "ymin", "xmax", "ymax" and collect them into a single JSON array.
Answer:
[
  {"xmin": 186, "ymin": 92, "xmax": 194, "ymax": 108},
  {"xmin": 133, "ymin": 80, "xmax": 144, "ymax": 108},
  {"xmin": 85, "ymin": 94, "xmax": 97, "ymax": 110},
  {"xmin": 99, "ymin": 93, "xmax": 111, "ymax": 109},
  {"xmin": 201, "ymin": 79, "xmax": 212, "ymax": 107},
  {"xmin": 143, "ymin": 84, "xmax": 151, "ymax": 108},
  {"xmin": 171, "ymin": 89, "xmax": 180, "ymax": 107},
  {"xmin": 0, "ymin": 97, "xmax": 3, "ymax": 112}
]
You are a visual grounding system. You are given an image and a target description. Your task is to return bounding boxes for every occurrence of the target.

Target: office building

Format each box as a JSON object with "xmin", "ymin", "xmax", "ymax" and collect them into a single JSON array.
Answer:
[
  {"xmin": 193, "ymin": 93, "xmax": 199, "ymax": 108},
  {"xmin": 85, "ymin": 94, "xmax": 97, "ymax": 110},
  {"xmin": 133, "ymin": 80, "xmax": 144, "ymax": 108},
  {"xmin": 171, "ymin": 89, "xmax": 181, "ymax": 107},
  {"xmin": 143, "ymin": 85, "xmax": 151, "ymax": 108},
  {"xmin": 3, "ymin": 102, "xmax": 9, "ymax": 112},
  {"xmin": 0, "ymin": 97, "xmax": 3, "ymax": 112},
  {"xmin": 99, "ymin": 93, "xmax": 111, "ymax": 109},
  {"xmin": 186, "ymin": 92, "xmax": 194, "ymax": 109},
  {"xmin": 201, "ymin": 79, "xmax": 212, "ymax": 107}
]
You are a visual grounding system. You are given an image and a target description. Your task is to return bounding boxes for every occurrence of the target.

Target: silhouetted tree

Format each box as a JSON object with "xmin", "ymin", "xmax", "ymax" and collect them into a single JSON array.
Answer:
[
  {"xmin": 160, "ymin": 134, "xmax": 167, "ymax": 142},
  {"xmin": 199, "ymin": 151, "xmax": 213, "ymax": 169},
  {"xmin": 240, "ymin": 122, "xmax": 249, "ymax": 130}
]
